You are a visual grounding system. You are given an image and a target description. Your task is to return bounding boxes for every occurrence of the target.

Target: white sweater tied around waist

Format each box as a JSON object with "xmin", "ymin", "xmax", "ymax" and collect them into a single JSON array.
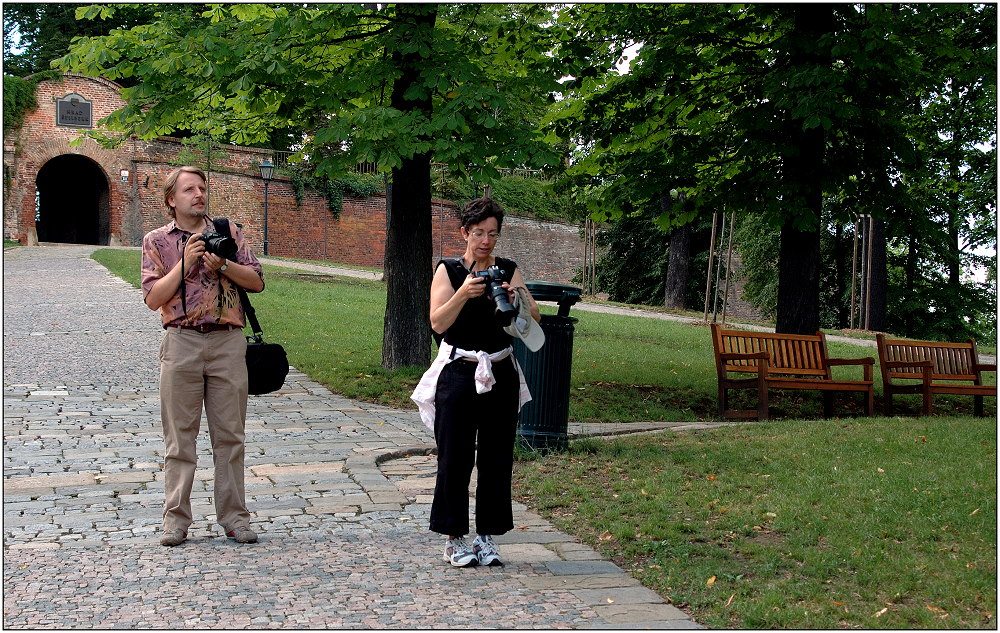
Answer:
[{"xmin": 410, "ymin": 340, "xmax": 532, "ymax": 430}]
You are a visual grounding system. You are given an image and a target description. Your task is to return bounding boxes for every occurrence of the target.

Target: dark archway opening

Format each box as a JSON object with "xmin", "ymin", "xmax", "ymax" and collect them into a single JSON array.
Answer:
[{"xmin": 35, "ymin": 155, "xmax": 110, "ymax": 245}]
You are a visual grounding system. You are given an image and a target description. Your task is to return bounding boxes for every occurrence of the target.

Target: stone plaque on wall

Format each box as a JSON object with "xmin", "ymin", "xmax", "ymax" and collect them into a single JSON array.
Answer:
[{"xmin": 56, "ymin": 93, "xmax": 92, "ymax": 128}]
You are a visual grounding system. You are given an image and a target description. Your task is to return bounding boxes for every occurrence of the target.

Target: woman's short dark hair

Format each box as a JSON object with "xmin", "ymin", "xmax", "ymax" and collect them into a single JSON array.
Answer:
[{"xmin": 460, "ymin": 197, "xmax": 505, "ymax": 231}]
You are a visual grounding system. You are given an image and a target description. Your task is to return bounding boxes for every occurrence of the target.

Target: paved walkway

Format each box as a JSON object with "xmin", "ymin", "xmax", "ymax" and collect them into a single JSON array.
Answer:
[{"xmin": 3, "ymin": 244, "xmax": 705, "ymax": 629}]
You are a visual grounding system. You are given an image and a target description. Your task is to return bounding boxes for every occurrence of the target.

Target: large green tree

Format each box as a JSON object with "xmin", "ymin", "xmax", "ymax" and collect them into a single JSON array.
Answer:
[
  {"xmin": 57, "ymin": 3, "xmax": 561, "ymax": 368},
  {"xmin": 3, "ymin": 3, "xmax": 162, "ymax": 78},
  {"xmin": 886, "ymin": 3, "xmax": 997, "ymax": 342},
  {"xmin": 734, "ymin": 4, "xmax": 996, "ymax": 341},
  {"xmin": 549, "ymin": 3, "xmax": 995, "ymax": 336}
]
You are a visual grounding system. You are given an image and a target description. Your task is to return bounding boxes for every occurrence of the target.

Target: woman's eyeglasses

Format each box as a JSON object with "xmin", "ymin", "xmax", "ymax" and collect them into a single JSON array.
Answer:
[{"xmin": 469, "ymin": 230, "xmax": 500, "ymax": 241}]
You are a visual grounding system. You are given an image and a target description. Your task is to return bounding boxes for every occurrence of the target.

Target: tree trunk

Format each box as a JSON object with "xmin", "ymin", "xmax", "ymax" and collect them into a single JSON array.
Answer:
[
  {"xmin": 904, "ymin": 233, "xmax": 918, "ymax": 337},
  {"xmin": 381, "ymin": 4, "xmax": 437, "ymax": 370},
  {"xmin": 776, "ymin": 223, "xmax": 821, "ymax": 334},
  {"xmin": 867, "ymin": 218, "xmax": 888, "ymax": 332},
  {"xmin": 662, "ymin": 193, "xmax": 690, "ymax": 310},
  {"xmin": 664, "ymin": 224, "xmax": 691, "ymax": 309},
  {"xmin": 775, "ymin": 4, "xmax": 832, "ymax": 335},
  {"xmin": 831, "ymin": 223, "xmax": 850, "ymax": 328}
]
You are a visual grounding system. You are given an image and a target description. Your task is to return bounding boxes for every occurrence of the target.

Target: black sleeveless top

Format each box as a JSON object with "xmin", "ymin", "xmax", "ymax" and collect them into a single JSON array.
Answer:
[{"xmin": 438, "ymin": 257, "xmax": 518, "ymax": 354}]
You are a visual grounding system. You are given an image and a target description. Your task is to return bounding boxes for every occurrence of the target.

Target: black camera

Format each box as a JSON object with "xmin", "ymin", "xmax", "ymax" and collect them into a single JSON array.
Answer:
[
  {"xmin": 474, "ymin": 265, "xmax": 518, "ymax": 325},
  {"xmin": 195, "ymin": 231, "xmax": 238, "ymax": 260}
]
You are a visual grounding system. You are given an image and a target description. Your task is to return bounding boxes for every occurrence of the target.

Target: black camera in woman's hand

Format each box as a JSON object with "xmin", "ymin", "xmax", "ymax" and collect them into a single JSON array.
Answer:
[{"xmin": 474, "ymin": 265, "xmax": 518, "ymax": 325}]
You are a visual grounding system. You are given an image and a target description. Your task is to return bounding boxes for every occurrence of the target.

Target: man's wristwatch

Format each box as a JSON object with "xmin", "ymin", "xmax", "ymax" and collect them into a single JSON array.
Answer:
[{"xmin": 219, "ymin": 263, "xmax": 228, "ymax": 273}]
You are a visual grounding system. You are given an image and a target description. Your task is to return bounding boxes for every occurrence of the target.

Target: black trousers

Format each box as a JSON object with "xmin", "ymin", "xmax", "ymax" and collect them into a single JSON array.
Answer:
[{"xmin": 429, "ymin": 357, "xmax": 518, "ymax": 537}]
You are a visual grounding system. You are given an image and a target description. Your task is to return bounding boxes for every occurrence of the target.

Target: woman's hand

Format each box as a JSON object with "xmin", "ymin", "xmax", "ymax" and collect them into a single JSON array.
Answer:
[
  {"xmin": 508, "ymin": 269, "xmax": 541, "ymax": 323},
  {"xmin": 460, "ymin": 273, "xmax": 488, "ymax": 300},
  {"xmin": 500, "ymin": 281, "xmax": 516, "ymax": 306}
]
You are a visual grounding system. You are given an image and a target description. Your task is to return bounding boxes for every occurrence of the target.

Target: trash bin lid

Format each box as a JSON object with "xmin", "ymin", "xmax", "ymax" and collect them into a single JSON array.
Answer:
[{"xmin": 526, "ymin": 281, "xmax": 581, "ymax": 316}]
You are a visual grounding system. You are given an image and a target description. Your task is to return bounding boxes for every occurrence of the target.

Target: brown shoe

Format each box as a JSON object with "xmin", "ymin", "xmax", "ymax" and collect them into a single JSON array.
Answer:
[
  {"xmin": 226, "ymin": 527, "xmax": 258, "ymax": 543},
  {"xmin": 160, "ymin": 529, "xmax": 187, "ymax": 546}
]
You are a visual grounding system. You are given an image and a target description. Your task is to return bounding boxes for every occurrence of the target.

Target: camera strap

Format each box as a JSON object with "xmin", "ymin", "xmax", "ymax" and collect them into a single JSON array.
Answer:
[
  {"xmin": 213, "ymin": 218, "xmax": 265, "ymax": 343},
  {"xmin": 179, "ymin": 235, "xmax": 189, "ymax": 318}
]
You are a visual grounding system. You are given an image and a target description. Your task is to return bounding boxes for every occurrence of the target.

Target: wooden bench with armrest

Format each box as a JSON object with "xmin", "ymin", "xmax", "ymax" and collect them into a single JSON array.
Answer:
[
  {"xmin": 875, "ymin": 334, "xmax": 997, "ymax": 416},
  {"xmin": 711, "ymin": 323, "xmax": 875, "ymax": 421}
]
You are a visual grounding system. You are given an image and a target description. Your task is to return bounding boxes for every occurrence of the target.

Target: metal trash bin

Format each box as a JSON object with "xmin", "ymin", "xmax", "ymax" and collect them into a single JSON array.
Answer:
[{"xmin": 512, "ymin": 282, "xmax": 582, "ymax": 453}]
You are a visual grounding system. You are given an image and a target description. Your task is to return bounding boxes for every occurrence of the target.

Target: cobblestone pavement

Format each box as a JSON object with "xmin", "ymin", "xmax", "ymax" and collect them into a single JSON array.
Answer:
[{"xmin": 3, "ymin": 244, "xmax": 703, "ymax": 630}]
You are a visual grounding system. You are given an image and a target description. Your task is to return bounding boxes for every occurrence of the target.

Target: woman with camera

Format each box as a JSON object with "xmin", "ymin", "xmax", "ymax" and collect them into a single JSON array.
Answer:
[{"xmin": 412, "ymin": 196, "xmax": 541, "ymax": 567}]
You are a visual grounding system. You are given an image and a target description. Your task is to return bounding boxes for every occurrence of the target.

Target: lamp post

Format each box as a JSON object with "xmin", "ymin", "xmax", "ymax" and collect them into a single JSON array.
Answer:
[{"xmin": 257, "ymin": 158, "xmax": 274, "ymax": 255}]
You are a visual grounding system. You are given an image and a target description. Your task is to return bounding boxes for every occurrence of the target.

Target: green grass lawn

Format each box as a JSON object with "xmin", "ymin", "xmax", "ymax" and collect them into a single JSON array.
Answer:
[
  {"xmin": 92, "ymin": 248, "xmax": 997, "ymax": 629},
  {"xmin": 514, "ymin": 416, "xmax": 996, "ymax": 629}
]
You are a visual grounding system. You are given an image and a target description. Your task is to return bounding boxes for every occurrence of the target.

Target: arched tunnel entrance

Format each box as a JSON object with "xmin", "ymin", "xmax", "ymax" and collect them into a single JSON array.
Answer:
[{"xmin": 35, "ymin": 155, "xmax": 111, "ymax": 245}]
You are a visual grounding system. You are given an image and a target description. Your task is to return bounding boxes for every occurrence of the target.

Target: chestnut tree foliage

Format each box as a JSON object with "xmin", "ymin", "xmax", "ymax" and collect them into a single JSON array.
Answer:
[
  {"xmin": 58, "ymin": 3, "xmax": 562, "ymax": 368},
  {"xmin": 547, "ymin": 3, "xmax": 996, "ymax": 337}
]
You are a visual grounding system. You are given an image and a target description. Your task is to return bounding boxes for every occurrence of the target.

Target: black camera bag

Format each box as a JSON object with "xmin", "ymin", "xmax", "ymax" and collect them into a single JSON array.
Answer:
[{"xmin": 214, "ymin": 219, "xmax": 289, "ymax": 395}]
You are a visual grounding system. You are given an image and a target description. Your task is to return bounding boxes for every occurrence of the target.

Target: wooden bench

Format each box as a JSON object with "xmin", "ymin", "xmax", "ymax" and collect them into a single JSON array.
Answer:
[
  {"xmin": 876, "ymin": 334, "xmax": 997, "ymax": 416},
  {"xmin": 711, "ymin": 323, "xmax": 875, "ymax": 420}
]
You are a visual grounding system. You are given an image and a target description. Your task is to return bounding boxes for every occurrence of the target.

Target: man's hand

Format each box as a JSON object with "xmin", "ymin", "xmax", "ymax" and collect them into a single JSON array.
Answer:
[
  {"xmin": 203, "ymin": 252, "xmax": 227, "ymax": 272},
  {"xmin": 183, "ymin": 233, "xmax": 206, "ymax": 270}
]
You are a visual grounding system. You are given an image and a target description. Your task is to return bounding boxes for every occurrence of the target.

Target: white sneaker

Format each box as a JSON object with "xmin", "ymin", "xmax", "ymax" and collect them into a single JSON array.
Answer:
[
  {"xmin": 473, "ymin": 534, "xmax": 503, "ymax": 566},
  {"xmin": 444, "ymin": 537, "xmax": 479, "ymax": 567}
]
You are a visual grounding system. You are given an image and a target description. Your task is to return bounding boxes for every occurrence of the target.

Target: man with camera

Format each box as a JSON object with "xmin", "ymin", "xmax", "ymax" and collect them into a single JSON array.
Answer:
[{"xmin": 141, "ymin": 165, "xmax": 264, "ymax": 547}]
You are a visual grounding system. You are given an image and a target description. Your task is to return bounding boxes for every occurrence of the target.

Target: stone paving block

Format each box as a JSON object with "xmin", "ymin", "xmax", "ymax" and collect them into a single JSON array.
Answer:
[
  {"xmin": 93, "ymin": 472, "xmax": 156, "ymax": 484},
  {"xmin": 5, "ymin": 542, "xmax": 60, "ymax": 551},
  {"xmin": 571, "ymin": 586, "xmax": 669, "ymax": 606},
  {"xmin": 502, "ymin": 543, "xmax": 562, "ymax": 564},
  {"xmin": 366, "ymin": 491, "xmax": 407, "ymax": 505},
  {"xmin": 593, "ymin": 602, "xmax": 692, "ymax": 623},
  {"xmin": 303, "ymin": 505, "xmax": 361, "ymax": 516},
  {"xmin": 546, "ymin": 560, "xmax": 626, "ymax": 576},
  {"xmin": 519, "ymin": 574, "xmax": 642, "ymax": 591},
  {"xmin": 395, "ymin": 476, "xmax": 437, "ymax": 491},
  {"xmin": 4, "ymin": 473, "xmax": 95, "ymax": 490},
  {"xmin": 250, "ymin": 463, "xmax": 345, "ymax": 478},
  {"xmin": 577, "ymin": 619, "xmax": 703, "ymax": 630},
  {"xmin": 497, "ymin": 530, "xmax": 577, "ymax": 545}
]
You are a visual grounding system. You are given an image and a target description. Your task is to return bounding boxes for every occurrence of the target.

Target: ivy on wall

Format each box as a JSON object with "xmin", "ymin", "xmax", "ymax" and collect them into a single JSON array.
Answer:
[
  {"xmin": 3, "ymin": 71, "xmax": 63, "ymax": 195},
  {"xmin": 431, "ymin": 169, "xmax": 584, "ymax": 224},
  {"xmin": 3, "ymin": 72, "xmax": 60, "ymax": 135},
  {"xmin": 279, "ymin": 162, "xmax": 584, "ymax": 224},
  {"xmin": 287, "ymin": 169, "xmax": 383, "ymax": 218}
]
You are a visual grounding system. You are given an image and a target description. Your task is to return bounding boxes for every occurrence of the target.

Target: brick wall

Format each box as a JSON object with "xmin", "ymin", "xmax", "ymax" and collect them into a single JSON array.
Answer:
[{"xmin": 3, "ymin": 73, "xmax": 587, "ymax": 284}]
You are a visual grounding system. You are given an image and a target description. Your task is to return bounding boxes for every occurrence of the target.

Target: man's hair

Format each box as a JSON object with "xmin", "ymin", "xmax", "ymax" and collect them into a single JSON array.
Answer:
[
  {"xmin": 162, "ymin": 166, "xmax": 207, "ymax": 217},
  {"xmin": 460, "ymin": 197, "xmax": 505, "ymax": 232}
]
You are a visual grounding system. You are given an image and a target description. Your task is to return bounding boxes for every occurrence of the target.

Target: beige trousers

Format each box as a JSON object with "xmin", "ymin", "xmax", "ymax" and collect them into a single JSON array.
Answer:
[{"xmin": 159, "ymin": 327, "xmax": 250, "ymax": 532}]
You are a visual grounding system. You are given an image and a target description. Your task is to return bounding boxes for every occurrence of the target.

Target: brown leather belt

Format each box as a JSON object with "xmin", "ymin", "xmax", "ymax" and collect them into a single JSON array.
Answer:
[{"xmin": 165, "ymin": 323, "xmax": 237, "ymax": 333}]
